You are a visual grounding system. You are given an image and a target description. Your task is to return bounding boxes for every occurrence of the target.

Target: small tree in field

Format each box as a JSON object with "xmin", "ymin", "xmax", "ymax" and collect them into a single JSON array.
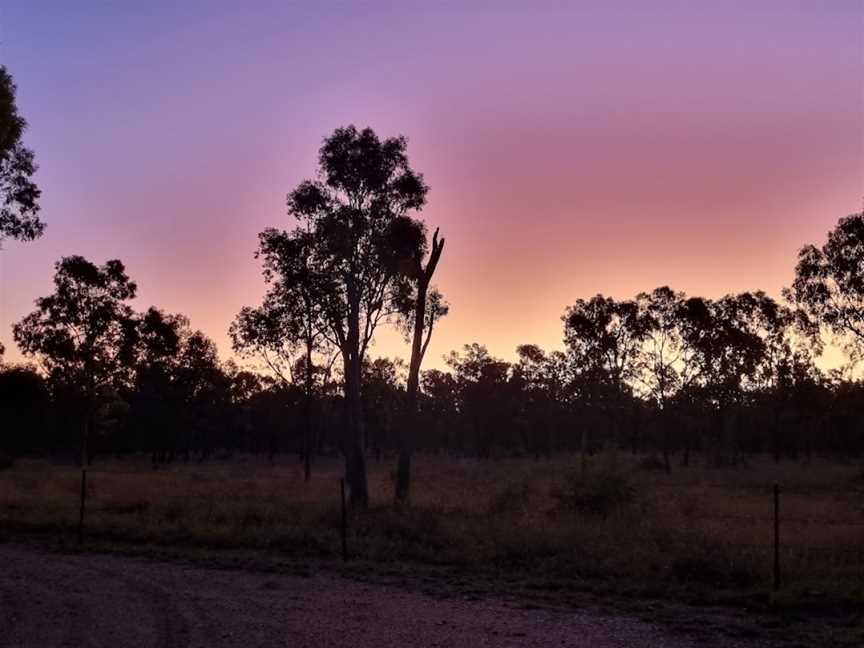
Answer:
[{"xmin": 13, "ymin": 256, "xmax": 137, "ymax": 462}]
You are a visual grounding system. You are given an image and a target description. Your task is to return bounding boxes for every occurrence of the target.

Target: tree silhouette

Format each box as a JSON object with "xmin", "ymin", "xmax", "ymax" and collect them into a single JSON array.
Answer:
[
  {"xmin": 175, "ymin": 330, "xmax": 231, "ymax": 459},
  {"xmin": 383, "ymin": 216, "xmax": 447, "ymax": 501},
  {"xmin": 633, "ymin": 287, "xmax": 689, "ymax": 469},
  {"xmin": 0, "ymin": 363, "xmax": 49, "ymax": 456},
  {"xmin": 13, "ymin": 256, "xmax": 137, "ymax": 463},
  {"xmin": 446, "ymin": 344, "xmax": 516, "ymax": 456},
  {"xmin": 675, "ymin": 294, "xmax": 772, "ymax": 463},
  {"xmin": 362, "ymin": 356, "xmax": 405, "ymax": 461},
  {"xmin": 0, "ymin": 66, "xmax": 42, "ymax": 243},
  {"xmin": 285, "ymin": 126, "xmax": 428, "ymax": 506},
  {"xmin": 419, "ymin": 368, "xmax": 460, "ymax": 451},
  {"xmin": 126, "ymin": 308, "xmax": 186, "ymax": 465},
  {"xmin": 786, "ymin": 212, "xmax": 864, "ymax": 363},
  {"xmin": 231, "ymin": 227, "xmax": 334, "ymax": 479},
  {"xmin": 511, "ymin": 344, "xmax": 570, "ymax": 457},
  {"xmin": 563, "ymin": 295, "xmax": 650, "ymax": 458}
]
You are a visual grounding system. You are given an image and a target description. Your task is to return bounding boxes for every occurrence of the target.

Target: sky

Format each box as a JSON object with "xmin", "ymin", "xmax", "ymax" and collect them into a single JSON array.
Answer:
[{"xmin": 1, "ymin": 1, "xmax": 862, "ymax": 371}]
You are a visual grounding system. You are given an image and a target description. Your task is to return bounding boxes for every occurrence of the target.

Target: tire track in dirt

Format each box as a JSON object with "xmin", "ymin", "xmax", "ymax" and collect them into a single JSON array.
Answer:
[
  {"xmin": 75, "ymin": 560, "xmax": 192, "ymax": 648},
  {"xmin": 0, "ymin": 576, "xmax": 24, "ymax": 646},
  {"xmin": 0, "ymin": 544, "xmax": 772, "ymax": 648},
  {"xmin": 0, "ymin": 554, "xmax": 93, "ymax": 648}
]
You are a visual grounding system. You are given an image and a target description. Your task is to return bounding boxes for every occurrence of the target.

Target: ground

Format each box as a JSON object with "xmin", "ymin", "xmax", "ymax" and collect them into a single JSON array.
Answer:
[
  {"xmin": 2, "ymin": 454, "xmax": 862, "ymax": 646},
  {"xmin": 1, "ymin": 544, "xmax": 766, "ymax": 648}
]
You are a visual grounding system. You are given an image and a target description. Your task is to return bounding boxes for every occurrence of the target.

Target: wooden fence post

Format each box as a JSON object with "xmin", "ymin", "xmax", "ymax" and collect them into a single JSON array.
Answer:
[
  {"xmin": 78, "ymin": 468, "xmax": 88, "ymax": 544},
  {"xmin": 773, "ymin": 483, "xmax": 780, "ymax": 591},
  {"xmin": 340, "ymin": 478, "xmax": 348, "ymax": 561}
]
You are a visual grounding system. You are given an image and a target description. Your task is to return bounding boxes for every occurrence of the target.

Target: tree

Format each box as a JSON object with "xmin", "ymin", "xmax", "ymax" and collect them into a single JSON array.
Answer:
[
  {"xmin": 0, "ymin": 66, "xmax": 42, "ymax": 243},
  {"xmin": 563, "ymin": 295, "xmax": 650, "ymax": 456},
  {"xmin": 511, "ymin": 344, "xmax": 570, "ymax": 457},
  {"xmin": 175, "ymin": 330, "xmax": 232, "ymax": 458},
  {"xmin": 785, "ymin": 213, "xmax": 864, "ymax": 363},
  {"xmin": 735, "ymin": 291, "xmax": 818, "ymax": 462},
  {"xmin": 0, "ymin": 363, "xmax": 50, "ymax": 455},
  {"xmin": 446, "ymin": 343, "xmax": 516, "ymax": 456},
  {"xmin": 675, "ymin": 293, "xmax": 770, "ymax": 463},
  {"xmin": 231, "ymin": 227, "xmax": 334, "ymax": 479},
  {"xmin": 285, "ymin": 126, "xmax": 428, "ymax": 506},
  {"xmin": 635, "ymin": 287, "xmax": 687, "ymax": 409},
  {"xmin": 419, "ymin": 368, "xmax": 460, "ymax": 451},
  {"xmin": 633, "ymin": 287, "xmax": 689, "ymax": 469},
  {"xmin": 384, "ymin": 216, "xmax": 447, "ymax": 501},
  {"xmin": 13, "ymin": 256, "xmax": 137, "ymax": 463},
  {"xmin": 362, "ymin": 356, "xmax": 405, "ymax": 461},
  {"xmin": 126, "ymin": 308, "xmax": 186, "ymax": 464}
]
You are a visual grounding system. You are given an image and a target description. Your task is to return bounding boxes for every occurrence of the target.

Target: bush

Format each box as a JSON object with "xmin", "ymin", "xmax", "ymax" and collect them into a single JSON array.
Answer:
[
  {"xmin": 637, "ymin": 455, "xmax": 667, "ymax": 472},
  {"xmin": 487, "ymin": 480, "xmax": 531, "ymax": 515},
  {"xmin": 672, "ymin": 552, "xmax": 759, "ymax": 588},
  {"xmin": 551, "ymin": 469, "xmax": 636, "ymax": 518}
]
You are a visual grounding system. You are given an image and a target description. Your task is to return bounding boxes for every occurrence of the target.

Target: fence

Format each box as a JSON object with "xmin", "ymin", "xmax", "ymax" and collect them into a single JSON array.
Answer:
[{"xmin": 2, "ymin": 457, "xmax": 864, "ymax": 595}]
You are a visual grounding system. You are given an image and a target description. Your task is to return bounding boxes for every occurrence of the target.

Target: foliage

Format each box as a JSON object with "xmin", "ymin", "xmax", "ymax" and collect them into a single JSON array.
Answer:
[
  {"xmin": 551, "ymin": 468, "xmax": 637, "ymax": 518},
  {"xmin": 281, "ymin": 126, "xmax": 430, "ymax": 506},
  {"xmin": 0, "ymin": 66, "xmax": 42, "ymax": 242},
  {"xmin": 786, "ymin": 212, "xmax": 864, "ymax": 363},
  {"xmin": 13, "ymin": 256, "xmax": 138, "ymax": 395}
]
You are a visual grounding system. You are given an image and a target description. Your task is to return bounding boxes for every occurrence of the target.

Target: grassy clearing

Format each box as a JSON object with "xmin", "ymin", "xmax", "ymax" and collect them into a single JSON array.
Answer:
[{"xmin": 1, "ymin": 452, "xmax": 863, "ymax": 642}]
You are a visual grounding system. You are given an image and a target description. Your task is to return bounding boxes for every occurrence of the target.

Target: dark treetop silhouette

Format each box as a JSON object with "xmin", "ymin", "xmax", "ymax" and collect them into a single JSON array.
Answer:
[
  {"xmin": 239, "ymin": 126, "xmax": 430, "ymax": 507},
  {"xmin": 0, "ymin": 65, "xmax": 42, "ymax": 243},
  {"xmin": 13, "ymin": 257, "xmax": 138, "ymax": 464},
  {"xmin": 381, "ymin": 215, "xmax": 447, "ymax": 501},
  {"xmin": 11, "ymin": 257, "xmax": 233, "ymax": 463},
  {"xmin": 231, "ymin": 226, "xmax": 336, "ymax": 480},
  {"xmin": 786, "ymin": 213, "xmax": 864, "ymax": 362},
  {"xmin": 4, "ymin": 115, "xmax": 864, "ymax": 498}
]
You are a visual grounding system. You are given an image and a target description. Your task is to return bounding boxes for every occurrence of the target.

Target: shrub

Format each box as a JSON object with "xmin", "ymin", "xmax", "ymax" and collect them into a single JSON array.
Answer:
[
  {"xmin": 551, "ymin": 469, "xmax": 636, "ymax": 518},
  {"xmin": 487, "ymin": 480, "xmax": 531, "ymax": 515},
  {"xmin": 637, "ymin": 455, "xmax": 667, "ymax": 472},
  {"xmin": 671, "ymin": 552, "xmax": 759, "ymax": 588}
]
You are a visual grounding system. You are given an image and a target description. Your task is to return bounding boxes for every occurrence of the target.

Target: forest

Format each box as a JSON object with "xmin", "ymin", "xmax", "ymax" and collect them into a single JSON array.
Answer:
[{"xmin": 3, "ymin": 115, "xmax": 864, "ymax": 507}]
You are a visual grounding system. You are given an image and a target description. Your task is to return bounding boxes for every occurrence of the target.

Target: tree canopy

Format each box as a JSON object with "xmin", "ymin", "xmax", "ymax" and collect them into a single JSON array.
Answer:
[{"xmin": 0, "ymin": 66, "xmax": 42, "ymax": 243}]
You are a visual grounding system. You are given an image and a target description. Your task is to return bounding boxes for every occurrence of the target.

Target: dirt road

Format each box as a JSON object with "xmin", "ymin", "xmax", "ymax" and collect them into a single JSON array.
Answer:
[{"xmin": 0, "ymin": 544, "xmax": 748, "ymax": 647}]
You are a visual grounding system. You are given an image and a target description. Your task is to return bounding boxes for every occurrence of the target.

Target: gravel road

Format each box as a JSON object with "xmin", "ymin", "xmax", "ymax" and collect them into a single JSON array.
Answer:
[{"xmin": 0, "ymin": 544, "xmax": 746, "ymax": 647}]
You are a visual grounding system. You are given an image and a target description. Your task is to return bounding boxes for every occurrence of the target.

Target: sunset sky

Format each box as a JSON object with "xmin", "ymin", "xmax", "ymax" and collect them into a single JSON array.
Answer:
[{"xmin": 1, "ymin": 2, "xmax": 862, "ymax": 370}]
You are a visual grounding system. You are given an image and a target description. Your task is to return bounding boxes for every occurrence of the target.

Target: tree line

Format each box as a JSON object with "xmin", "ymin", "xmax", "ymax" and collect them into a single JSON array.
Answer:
[{"xmin": 3, "ymin": 64, "xmax": 864, "ymax": 506}]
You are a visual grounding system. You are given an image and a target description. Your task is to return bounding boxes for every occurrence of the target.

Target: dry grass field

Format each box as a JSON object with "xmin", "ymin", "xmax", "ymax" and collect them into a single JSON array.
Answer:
[{"xmin": 2, "ymin": 452, "xmax": 863, "ymax": 619}]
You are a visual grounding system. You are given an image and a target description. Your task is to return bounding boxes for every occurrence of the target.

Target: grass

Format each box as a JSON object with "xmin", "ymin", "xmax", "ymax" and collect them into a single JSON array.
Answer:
[{"xmin": 2, "ymin": 452, "xmax": 864, "ymax": 644}]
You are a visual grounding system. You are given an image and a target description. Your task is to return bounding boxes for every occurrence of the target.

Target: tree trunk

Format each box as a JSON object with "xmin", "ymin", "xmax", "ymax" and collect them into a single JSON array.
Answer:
[
  {"xmin": 395, "ymin": 229, "xmax": 443, "ymax": 504},
  {"xmin": 303, "ymin": 336, "xmax": 314, "ymax": 482},
  {"xmin": 82, "ymin": 365, "xmax": 95, "ymax": 467},
  {"xmin": 772, "ymin": 406, "xmax": 781, "ymax": 464},
  {"xmin": 344, "ymin": 297, "xmax": 368, "ymax": 508},
  {"xmin": 580, "ymin": 426, "xmax": 588, "ymax": 475},
  {"xmin": 662, "ymin": 425, "xmax": 671, "ymax": 474},
  {"xmin": 681, "ymin": 423, "xmax": 691, "ymax": 467},
  {"xmin": 396, "ymin": 281, "xmax": 426, "ymax": 503}
]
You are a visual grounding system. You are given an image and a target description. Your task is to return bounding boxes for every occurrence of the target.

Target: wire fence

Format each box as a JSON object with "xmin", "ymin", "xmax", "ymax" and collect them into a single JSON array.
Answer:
[{"xmin": 3, "ymin": 463, "xmax": 864, "ymax": 589}]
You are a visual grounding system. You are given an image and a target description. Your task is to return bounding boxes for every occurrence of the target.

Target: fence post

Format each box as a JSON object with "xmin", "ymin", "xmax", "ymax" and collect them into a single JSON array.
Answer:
[
  {"xmin": 78, "ymin": 468, "xmax": 88, "ymax": 544},
  {"xmin": 773, "ymin": 483, "xmax": 780, "ymax": 591},
  {"xmin": 340, "ymin": 478, "xmax": 348, "ymax": 561}
]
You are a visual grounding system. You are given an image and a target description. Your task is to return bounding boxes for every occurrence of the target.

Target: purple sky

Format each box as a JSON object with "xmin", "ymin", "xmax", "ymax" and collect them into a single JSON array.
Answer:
[{"xmin": 1, "ymin": 2, "xmax": 862, "ymax": 369}]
